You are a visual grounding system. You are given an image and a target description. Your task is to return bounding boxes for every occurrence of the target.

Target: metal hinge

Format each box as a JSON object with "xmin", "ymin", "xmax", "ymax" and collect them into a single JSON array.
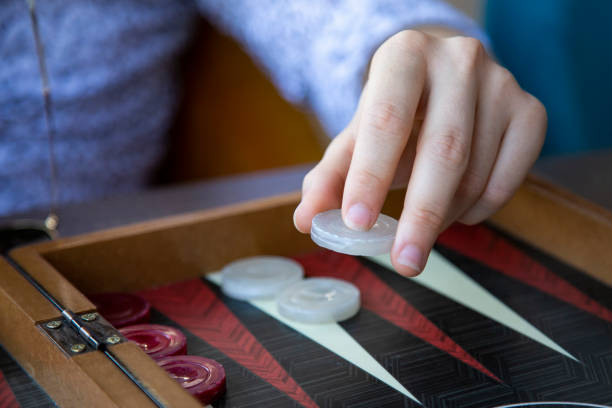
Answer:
[{"xmin": 38, "ymin": 312, "xmax": 126, "ymax": 357}]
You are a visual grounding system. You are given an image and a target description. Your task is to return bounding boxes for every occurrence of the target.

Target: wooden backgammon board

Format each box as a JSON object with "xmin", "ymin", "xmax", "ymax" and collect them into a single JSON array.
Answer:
[{"xmin": 0, "ymin": 176, "xmax": 611, "ymax": 408}]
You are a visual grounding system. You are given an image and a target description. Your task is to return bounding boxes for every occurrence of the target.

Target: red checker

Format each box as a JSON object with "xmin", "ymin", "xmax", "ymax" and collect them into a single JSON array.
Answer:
[
  {"xmin": 88, "ymin": 292, "xmax": 151, "ymax": 328},
  {"xmin": 158, "ymin": 355, "xmax": 226, "ymax": 405},
  {"xmin": 120, "ymin": 324, "xmax": 187, "ymax": 360}
]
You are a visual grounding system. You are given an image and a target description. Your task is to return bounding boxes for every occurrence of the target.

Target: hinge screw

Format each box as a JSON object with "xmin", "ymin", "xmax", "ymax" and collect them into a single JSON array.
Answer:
[
  {"xmin": 45, "ymin": 320, "xmax": 62, "ymax": 329},
  {"xmin": 81, "ymin": 312, "xmax": 97, "ymax": 322},
  {"xmin": 106, "ymin": 335, "xmax": 121, "ymax": 345},
  {"xmin": 70, "ymin": 343, "xmax": 86, "ymax": 353}
]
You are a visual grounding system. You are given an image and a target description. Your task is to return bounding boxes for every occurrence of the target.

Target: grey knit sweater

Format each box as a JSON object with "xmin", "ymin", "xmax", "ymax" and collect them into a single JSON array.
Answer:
[{"xmin": 0, "ymin": 0, "xmax": 484, "ymax": 215}]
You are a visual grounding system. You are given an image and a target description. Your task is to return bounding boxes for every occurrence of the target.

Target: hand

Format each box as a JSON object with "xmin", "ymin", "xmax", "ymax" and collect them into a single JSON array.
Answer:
[{"xmin": 293, "ymin": 29, "xmax": 547, "ymax": 276}]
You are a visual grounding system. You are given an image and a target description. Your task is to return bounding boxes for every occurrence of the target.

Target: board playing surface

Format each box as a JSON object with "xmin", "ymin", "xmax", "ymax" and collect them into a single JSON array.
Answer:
[{"xmin": 1, "ymin": 223, "xmax": 611, "ymax": 407}]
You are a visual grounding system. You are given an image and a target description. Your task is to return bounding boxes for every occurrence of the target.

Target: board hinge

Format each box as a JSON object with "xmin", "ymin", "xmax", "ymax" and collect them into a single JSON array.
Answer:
[{"xmin": 38, "ymin": 312, "xmax": 126, "ymax": 357}]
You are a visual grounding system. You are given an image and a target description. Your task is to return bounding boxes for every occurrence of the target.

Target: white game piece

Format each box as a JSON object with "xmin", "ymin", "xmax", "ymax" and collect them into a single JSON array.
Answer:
[
  {"xmin": 277, "ymin": 277, "xmax": 361, "ymax": 324},
  {"xmin": 221, "ymin": 256, "xmax": 304, "ymax": 300},
  {"xmin": 310, "ymin": 209, "xmax": 398, "ymax": 256}
]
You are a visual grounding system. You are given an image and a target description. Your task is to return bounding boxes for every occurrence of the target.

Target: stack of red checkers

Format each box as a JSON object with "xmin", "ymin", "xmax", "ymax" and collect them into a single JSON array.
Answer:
[
  {"xmin": 90, "ymin": 293, "xmax": 227, "ymax": 403},
  {"xmin": 157, "ymin": 356, "xmax": 226, "ymax": 405},
  {"xmin": 88, "ymin": 293, "xmax": 150, "ymax": 328},
  {"xmin": 119, "ymin": 324, "xmax": 187, "ymax": 360}
]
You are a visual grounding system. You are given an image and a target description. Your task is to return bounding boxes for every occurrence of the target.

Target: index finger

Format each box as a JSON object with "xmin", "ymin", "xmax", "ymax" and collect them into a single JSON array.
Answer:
[{"xmin": 341, "ymin": 32, "xmax": 426, "ymax": 231}]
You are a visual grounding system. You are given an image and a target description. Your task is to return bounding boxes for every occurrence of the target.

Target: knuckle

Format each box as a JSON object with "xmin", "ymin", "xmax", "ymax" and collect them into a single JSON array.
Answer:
[
  {"xmin": 365, "ymin": 101, "xmax": 409, "ymax": 137},
  {"xmin": 518, "ymin": 94, "xmax": 548, "ymax": 147},
  {"xmin": 302, "ymin": 170, "xmax": 316, "ymax": 191},
  {"xmin": 375, "ymin": 30, "xmax": 428, "ymax": 64},
  {"xmin": 411, "ymin": 205, "xmax": 446, "ymax": 231},
  {"xmin": 427, "ymin": 128, "xmax": 470, "ymax": 170},
  {"xmin": 460, "ymin": 37, "xmax": 485, "ymax": 57},
  {"xmin": 450, "ymin": 37, "xmax": 484, "ymax": 75},
  {"xmin": 525, "ymin": 94, "xmax": 548, "ymax": 124},
  {"xmin": 352, "ymin": 167, "xmax": 386, "ymax": 190},
  {"xmin": 497, "ymin": 67, "xmax": 518, "ymax": 88},
  {"xmin": 388, "ymin": 29, "xmax": 429, "ymax": 50},
  {"xmin": 496, "ymin": 67, "xmax": 518, "ymax": 92},
  {"xmin": 488, "ymin": 67, "xmax": 519, "ymax": 107}
]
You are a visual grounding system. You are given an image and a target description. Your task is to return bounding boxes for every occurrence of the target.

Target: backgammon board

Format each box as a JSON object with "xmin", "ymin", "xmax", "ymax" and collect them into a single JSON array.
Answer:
[{"xmin": 0, "ymin": 177, "xmax": 611, "ymax": 407}]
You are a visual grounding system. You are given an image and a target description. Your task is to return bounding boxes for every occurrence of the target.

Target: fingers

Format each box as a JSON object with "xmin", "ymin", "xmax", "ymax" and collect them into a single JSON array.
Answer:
[
  {"xmin": 341, "ymin": 31, "xmax": 426, "ymax": 231},
  {"xmin": 293, "ymin": 130, "xmax": 354, "ymax": 233},
  {"xmin": 459, "ymin": 93, "xmax": 547, "ymax": 224},
  {"xmin": 447, "ymin": 66, "xmax": 515, "ymax": 225},
  {"xmin": 391, "ymin": 37, "xmax": 481, "ymax": 276},
  {"xmin": 295, "ymin": 30, "xmax": 546, "ymax": 280}
]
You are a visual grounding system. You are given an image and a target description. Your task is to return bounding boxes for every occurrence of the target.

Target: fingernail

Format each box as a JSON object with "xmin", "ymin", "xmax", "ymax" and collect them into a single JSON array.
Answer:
[
  {"xmin": 345, "ymin": 203, "xmax": 373, "ymax": 231},
  {"xmin": 397, "ymin": 244, "xmax": 423, "ymax": 272},
  {"xmin": 293, "ymin": 203, "xmax": 304, "ymax": 232}
]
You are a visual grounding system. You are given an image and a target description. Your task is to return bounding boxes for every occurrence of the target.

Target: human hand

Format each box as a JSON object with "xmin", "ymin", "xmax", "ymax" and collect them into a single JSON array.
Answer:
[{"xmin": 293, "ymin": 29, "xmax": 547, "ymax": 276}]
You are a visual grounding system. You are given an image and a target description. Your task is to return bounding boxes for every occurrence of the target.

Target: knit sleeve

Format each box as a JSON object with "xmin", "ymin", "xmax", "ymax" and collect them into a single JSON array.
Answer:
[{"xmin": 195, "ymin": 0, "xmax": 488, "ymax": 136}]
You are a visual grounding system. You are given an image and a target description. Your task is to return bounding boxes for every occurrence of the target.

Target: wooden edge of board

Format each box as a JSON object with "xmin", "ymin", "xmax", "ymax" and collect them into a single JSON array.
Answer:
[
  {"xmin": 16, "ymin": 175, "xmax": 612, "ymax": 290},
  {"xmin": 490, "ymin": 174, "xmax": 612, "ymax": 286},
  {"xmin": 0, "ymin": 256, "xmax": 59, "ymax": 322},
  {"xmin": 31, "ymin": 191, "xmax": 304, "ymax": 254},
  {"xmin": 0, "ymin": 258, "xmax": 118, "ymax": 407},
  {"xmin": 8, "ymin": 246, "xmax": 95, "ymax": 313},
  {"xmin": 0, "ymin": 258, "xmax": 200, "ymax": 407},
  {"xmin": 17, "ymin": 191, "xmax": 316, "ymax": 294}
]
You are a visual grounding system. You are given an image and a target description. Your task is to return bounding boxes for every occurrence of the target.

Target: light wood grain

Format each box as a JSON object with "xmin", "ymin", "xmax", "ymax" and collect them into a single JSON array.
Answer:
[
  {"xmin": 25, "ymin": 193, "xmax": 316, "ymax": 294},
  {"xmin": 491, "ymin": 175, "xmax": 612, "ymax": 286},
  {"xmin": 0, "ymin": 258, "xmax": 117, "ymax": 408}
]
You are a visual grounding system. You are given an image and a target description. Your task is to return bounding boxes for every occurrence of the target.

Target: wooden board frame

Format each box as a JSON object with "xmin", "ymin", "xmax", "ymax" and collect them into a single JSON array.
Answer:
[{"xmin": 1, "ymin": 175, "xmax": 611, "ymax": 407}]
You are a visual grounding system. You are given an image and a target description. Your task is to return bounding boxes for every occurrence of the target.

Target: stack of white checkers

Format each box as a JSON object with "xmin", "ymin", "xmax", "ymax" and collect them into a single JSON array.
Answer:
[
  {"xmin": 221, "ymin": 210, "xmax": 398, "ymax": 323},
  {"xmin": 221, "ymin": 256, "xmax": 361, "ymax": 324},
  {"xmin": 310, "ymin": 209, "xmax": 398, "ymax": 256}
]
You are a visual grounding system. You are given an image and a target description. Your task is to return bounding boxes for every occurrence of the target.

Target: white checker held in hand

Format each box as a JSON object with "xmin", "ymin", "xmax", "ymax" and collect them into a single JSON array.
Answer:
[
  {"xmin": 310, "ymin": 209, "xmax": 398, "ymax": 256},
  {"xmin": 277, "ymin": 277, "xmax": 361, "ymax": 324},
  {"xmin": 221, "ymin": 256, "xmax": 304, "ymax": 300}
]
